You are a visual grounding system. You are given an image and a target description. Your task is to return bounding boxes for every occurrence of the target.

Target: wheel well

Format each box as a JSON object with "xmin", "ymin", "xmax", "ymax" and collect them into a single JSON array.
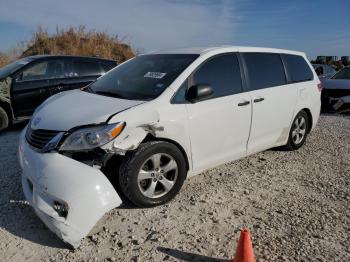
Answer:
[
  {"xmin": 142, "ymin": 134, "xmax": 190, "ymax": 171},
  {"xmin": 301, "ymin": 108, "xmax": 313, "ymax": 133},
  {"xmin": 0, "ymin": 101, "xmax": 12, "ymax": 121}
]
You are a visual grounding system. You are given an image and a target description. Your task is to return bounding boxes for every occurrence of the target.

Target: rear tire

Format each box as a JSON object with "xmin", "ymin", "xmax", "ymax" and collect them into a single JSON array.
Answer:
[
  {"xmin": 285, "ymin": 110, "xmax": 309, "ymax": 151},
  {"xmin": 119, "ymin": 141, "xmax": 187, "ymax": 207},
  {"xmin": 0, "ymin": 107, "xmax": 9, "ymax": 131}
]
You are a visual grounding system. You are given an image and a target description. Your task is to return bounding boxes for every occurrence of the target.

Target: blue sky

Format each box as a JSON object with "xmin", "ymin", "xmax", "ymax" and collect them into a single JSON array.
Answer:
[{"xmin": 0, "ymin": 0, "xmax": 349, "ymax": 59}]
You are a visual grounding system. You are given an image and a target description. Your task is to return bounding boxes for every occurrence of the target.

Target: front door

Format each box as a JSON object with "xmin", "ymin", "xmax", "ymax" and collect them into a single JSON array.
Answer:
[
  {"xmin": 12, "ymin": 59, "xmax": 65, "ymax": 117},
  {"xmin": 185, "ymin": 53, "xmax": 252, "ymax": 172}
]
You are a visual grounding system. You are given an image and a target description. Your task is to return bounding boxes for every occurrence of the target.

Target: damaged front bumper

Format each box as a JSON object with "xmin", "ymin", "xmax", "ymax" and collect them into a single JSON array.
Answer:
[{"xmin": 18, "ymin": 128, "xmax": 122, "ymax": 248}]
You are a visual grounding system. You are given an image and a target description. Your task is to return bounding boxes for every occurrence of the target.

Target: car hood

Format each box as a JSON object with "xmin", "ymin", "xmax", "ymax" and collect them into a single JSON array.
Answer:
[
  {"xmin": 322, "ymin": 79, "xmax": 350, "ymax": 90},
  {"xmin": 31, "ymin": 90, "xmax": 145, "ymax": 131}
]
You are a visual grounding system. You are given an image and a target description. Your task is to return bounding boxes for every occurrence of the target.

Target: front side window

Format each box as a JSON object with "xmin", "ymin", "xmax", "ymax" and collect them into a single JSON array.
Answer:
[
  {"xmin": 332, "ymin": 67, "xmax": 350, "ymax": 80},
  {"xmin": 243, "ymin": 53, "xmax": 286, "ymax": 90},
  {"xmin": 88, "ymin": 54, "xmax": 199, "ymax": 100},
  {"xmin": 282, "ymin": 54, "xmax": 314, "ymax": 83},
  {"xmin": 21, "ymin": 60, "xmax": 64, "ymax": 81},
  {"xmin": 192, "ymin": 53, "xmax": 242, "ymax": 97},
  {"xmin": 0, "ymin": 58, "xmax": 32, "ymax": 79}
]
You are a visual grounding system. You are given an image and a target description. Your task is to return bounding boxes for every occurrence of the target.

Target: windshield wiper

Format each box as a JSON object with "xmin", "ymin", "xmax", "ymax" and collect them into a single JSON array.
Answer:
[{"xmin": 94, "ymin": 90, "xmax": 126, "ymax": 99}]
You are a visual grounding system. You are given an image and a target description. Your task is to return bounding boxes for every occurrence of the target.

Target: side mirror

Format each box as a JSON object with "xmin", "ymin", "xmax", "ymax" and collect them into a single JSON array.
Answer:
[{"xmin": 186, "ymin": 84, "xmax": 213, "ymax": 103}]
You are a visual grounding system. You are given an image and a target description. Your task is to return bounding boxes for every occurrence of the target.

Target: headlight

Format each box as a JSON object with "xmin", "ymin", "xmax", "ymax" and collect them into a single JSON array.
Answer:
[{"xmin": 59, "ymin": 122, "xmax": 125, "ymax": 151}]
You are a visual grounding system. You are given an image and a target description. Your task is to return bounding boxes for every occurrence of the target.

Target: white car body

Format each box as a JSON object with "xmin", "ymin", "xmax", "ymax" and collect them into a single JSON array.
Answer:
[{"xmin": 18, "ymin": 46, "xmax": 321, "ymax": 247}]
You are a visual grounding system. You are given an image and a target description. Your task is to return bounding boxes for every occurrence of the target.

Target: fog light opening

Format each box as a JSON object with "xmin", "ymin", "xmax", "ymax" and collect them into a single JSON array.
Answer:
[{"xmin": 53, "ymin": 201, "xmax": 69, "ymax": 218}]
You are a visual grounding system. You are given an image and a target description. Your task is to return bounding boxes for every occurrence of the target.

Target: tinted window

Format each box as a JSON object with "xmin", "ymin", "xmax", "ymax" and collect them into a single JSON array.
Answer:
[
  {"xmin": 192, "ymin": 54, "xmax": 242, "ymax": 97},
  {"xmin": 282, "ymin": 54, "xmax": 314, "ymax": 83},
  {"xmin": 243, "ymin": 53, "xmax": 286, "ymax": 90},
  {"xmin": 315, "ymin": 66, "xmax": 323, "ymax": 76},
  {"xmin": 21, "ymin": 60, "xmax": 64, "ymax": 81},
  {"xmin": 172, "ymin": 80, "xmax": 188, "ymax": 103},
  {"xmin": 0, "ymin": 58, "xmax": 32, "ymax": 79},
  {"xmin": 88, "ymin": 54, "xmax": 198, "ymax": 100},
  {"xmin": 73, "ymin": 60, "xmax": 102, "ymax": 76},
  {"xmin": 332, "ymin": 67, "xmax": 350, "ymax": 80}
]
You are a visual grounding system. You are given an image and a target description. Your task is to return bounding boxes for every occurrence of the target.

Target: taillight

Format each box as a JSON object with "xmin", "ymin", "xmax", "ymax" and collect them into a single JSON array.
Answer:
[{"xmin": 317, "ymin": 82, "xmax": 323, "ymax": 92}]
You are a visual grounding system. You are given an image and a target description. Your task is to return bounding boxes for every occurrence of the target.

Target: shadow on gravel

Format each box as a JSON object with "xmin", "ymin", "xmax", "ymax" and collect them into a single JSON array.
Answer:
[
  {"xmin": 157, "ymin": 247, "xmax": 229, "ymax": 262},
  {"xmin": 0, "ymin": 121, "xmax": 71, "ymax": 249},
  {"xmin": 3, "ymin": 201, "xmax": 70, "ymax": 249}
]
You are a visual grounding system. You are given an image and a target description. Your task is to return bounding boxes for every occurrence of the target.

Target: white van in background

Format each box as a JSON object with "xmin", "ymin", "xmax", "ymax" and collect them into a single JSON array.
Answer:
[{"xmin": 18, "ymin": 46, "xmax": 321, "ymax": 247}]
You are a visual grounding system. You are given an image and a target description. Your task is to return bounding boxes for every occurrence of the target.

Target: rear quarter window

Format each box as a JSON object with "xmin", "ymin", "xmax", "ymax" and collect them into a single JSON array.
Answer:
[
  {"xmin": 282, "ymin": 54, "xmax": 314, "ymax": 83},
  {"xmin": 242, "ymin": 52, "xmax": 286, "ymax": 90}
]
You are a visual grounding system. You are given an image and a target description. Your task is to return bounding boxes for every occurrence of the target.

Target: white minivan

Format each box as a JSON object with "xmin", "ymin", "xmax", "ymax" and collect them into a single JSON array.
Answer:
[{"xmin": 18, "ymin": 46, "xmax": 321, "ymax": 247}]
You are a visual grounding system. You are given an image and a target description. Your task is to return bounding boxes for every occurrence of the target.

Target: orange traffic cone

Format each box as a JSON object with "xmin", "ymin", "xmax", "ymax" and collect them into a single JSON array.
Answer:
[{"xmin": 232, "ymin": 229, "xmax": 255, "ymax": 262}]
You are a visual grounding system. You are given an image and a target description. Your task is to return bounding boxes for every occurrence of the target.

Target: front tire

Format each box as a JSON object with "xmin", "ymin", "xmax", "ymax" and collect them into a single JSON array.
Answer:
[
  {"xmin": 119, "ymin": 141, "xmax": 187, "ymax": 207},
  {"xmin": 0, "ymin": 107, "xmax": 9, "ymax": 131},
  {"xmin": 285, "ymin": 110, "xmax": 309, "ymax": 151}
]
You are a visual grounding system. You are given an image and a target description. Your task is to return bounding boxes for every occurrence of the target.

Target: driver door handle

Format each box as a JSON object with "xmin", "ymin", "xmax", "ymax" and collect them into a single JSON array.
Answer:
[{"xmin": 254, "ymin": 97, "xmax": 265, "ymax": 103}]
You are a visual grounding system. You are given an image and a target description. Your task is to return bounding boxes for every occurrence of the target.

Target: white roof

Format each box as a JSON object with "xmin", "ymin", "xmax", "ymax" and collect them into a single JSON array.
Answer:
[{"xmin": 147, "ymin": 45, "xmax": 305, "ymax": 56}]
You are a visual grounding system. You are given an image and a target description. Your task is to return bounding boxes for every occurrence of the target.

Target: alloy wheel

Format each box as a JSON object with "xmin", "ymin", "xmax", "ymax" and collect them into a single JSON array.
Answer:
[
  {"xmin": 292, "ymin": 116, "xmax": 307, "ymax": 145},
  {"xmin": 137, "ymin": 153, "xmax": 178, "ymax": 198}
]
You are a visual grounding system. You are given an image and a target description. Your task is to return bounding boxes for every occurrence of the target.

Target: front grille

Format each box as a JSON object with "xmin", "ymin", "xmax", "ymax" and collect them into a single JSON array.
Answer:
[{"xmin": 25, "ymin": 128, "xmax": 60, "ymax": 150}]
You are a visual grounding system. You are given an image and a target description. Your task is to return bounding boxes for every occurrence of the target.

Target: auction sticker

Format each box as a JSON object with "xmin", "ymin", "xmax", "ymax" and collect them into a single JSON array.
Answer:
[{"xmin": 144, "ymin": 72, "xmax": 167, "ymax": 79}]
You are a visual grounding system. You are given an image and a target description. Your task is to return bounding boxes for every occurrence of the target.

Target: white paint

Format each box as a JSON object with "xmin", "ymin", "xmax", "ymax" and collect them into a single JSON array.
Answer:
[{"xmin": 18, "ymin": 46, "xmax": 321, "ymax": 247}]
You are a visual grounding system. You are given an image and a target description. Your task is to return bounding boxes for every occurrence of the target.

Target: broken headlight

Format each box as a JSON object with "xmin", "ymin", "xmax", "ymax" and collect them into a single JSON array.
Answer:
[{"xmin": 59, "ymin": 122, "xmax": 125, "ymax": 151}]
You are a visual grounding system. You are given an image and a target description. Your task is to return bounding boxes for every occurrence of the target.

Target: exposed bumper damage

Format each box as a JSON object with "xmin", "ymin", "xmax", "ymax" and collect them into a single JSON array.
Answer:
[
  {"xmin": 330, "ymin": 95, "xmax": 350, "ymax": 113},
  {"xmin": 18, "ymin": 128, "xmax": 122, "ymax": 248},
  {"xmin": 321, "ymin": 80, "xmax": 350, "ymax": 113}
]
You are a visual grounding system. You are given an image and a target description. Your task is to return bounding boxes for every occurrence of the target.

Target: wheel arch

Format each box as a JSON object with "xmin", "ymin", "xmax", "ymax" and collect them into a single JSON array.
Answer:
[
  {"xmin": 0, "ymin": 100, "xmax": 12, "ymax": 122},
  {"xmin": 142, "ymin": 134, "xmax": 190, "ymax": 172},
  {"xmin": 300, "ymin": 108, "xmax": 313, "ymax": 133}
]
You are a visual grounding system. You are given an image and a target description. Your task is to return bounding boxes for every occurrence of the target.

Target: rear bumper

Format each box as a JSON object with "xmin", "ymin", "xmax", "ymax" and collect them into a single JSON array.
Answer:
[{"xmin": 18, "ymin": 127, "xmax": 122, "ymax": 248}]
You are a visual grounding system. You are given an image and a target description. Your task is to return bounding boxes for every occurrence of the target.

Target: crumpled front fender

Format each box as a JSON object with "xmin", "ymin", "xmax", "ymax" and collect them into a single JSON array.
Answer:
[{"xmin": 19, "ymin": 128, "xmax": 122, "ymax": 248}]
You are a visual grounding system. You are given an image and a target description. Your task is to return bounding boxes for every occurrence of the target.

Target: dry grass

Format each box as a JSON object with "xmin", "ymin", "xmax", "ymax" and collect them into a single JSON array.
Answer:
[
  {"xmin": 0, "ymin": 52, "xmax": 11, "ymax": 68},
  {"xmin": 0, "ymin": 26, "xmax": 135, "ymax": 68}
]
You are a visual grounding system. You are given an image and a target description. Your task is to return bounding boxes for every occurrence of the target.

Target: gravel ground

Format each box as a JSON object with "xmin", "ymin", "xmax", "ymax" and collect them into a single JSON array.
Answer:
[{"xmin": 0, "ymin": 114, "xmax": 349, "ymax": 262}]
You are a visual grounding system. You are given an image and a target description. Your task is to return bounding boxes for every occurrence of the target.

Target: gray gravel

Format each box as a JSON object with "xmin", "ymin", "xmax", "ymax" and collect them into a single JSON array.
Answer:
[{"xmin": 0, "ymin": 115, "xmax": 349, "ymax": 261}]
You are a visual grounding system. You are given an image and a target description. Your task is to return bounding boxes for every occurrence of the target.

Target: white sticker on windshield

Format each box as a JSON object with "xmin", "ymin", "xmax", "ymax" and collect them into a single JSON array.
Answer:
[{"xmin": 144, "ymin": 72, "xmax": 167, "ymax": 79}]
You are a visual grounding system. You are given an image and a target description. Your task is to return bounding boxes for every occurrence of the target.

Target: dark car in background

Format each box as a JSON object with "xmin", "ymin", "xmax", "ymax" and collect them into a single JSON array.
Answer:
[
  {"xmin": 0, "ymin": 55, "xmax": 117, "ymax": 130},
  {"xmin": 321, "ymin": 66, "xmax": 350, "ymax": 113},
  {"xmin": 312, "ymin": 63, "xmax": 336, "ymax": 79}
]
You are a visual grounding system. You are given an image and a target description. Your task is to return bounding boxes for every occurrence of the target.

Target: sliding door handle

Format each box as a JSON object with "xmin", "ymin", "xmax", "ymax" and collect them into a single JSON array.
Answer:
[
  {"xmin": 253, "ymin": 97, "xmax": 264, "ymax": 103},
  {"xmin": 238, "ymin": 100, "xmax": 250, "ymax": 106}
]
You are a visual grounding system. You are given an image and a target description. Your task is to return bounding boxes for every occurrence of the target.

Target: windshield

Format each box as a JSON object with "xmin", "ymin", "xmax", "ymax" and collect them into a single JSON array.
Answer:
[
  {"xmin": 332, "ymin": 67, "xmax": 350, "ymax": 80},
  {"xmin": 0, "ymin": 58, "xmax": 32, "ymax": 79},
  {"xmin": 88, "ymin": 54, "xmax": 199, "ymax": 100}
]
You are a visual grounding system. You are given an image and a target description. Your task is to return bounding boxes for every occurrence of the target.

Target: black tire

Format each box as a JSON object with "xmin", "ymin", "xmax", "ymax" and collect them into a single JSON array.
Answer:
[
  {"xmin": 0, "ymin": 107, "xmax": 9, "ymax": 132},
  {"xmin": 285, "ymin": 110, "xmax": 309, "ymax": 151},
  {"xmin": 119, "ymin": 141, "xmax": 187, "ymax": 207}
]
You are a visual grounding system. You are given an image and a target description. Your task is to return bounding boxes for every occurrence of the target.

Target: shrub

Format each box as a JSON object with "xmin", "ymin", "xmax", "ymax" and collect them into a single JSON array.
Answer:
[
  {"xmin": 0, "ymin": 26, "xmax": 135, "ymax": 68},
  {"xmin": 21, "ymin": 26, "xmax": 135, "ymax": 63},
  {"xmin": 0, "ymin": 52, "xmax": 11, "ymax": 68}
]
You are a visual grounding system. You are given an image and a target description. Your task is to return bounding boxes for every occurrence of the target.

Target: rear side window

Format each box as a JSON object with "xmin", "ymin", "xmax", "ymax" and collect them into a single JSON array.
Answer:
[
  {"xmin": 65, "ymin": 60, "xmax": 103, "ymax": 77},
  {"xmin": 243, "ymin": 53, "xmax": 286, "ymax": 90},
  {"xmin": 74, "ymin": 60, "xmax": 102, "ymax": 76},
  {"xmin": 192, "ymin": 53, "xmax": 242, "ymax": 98},
  {"xmin": 282, "ymin": 54, "xmax": 314, "ymax": 83}
]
